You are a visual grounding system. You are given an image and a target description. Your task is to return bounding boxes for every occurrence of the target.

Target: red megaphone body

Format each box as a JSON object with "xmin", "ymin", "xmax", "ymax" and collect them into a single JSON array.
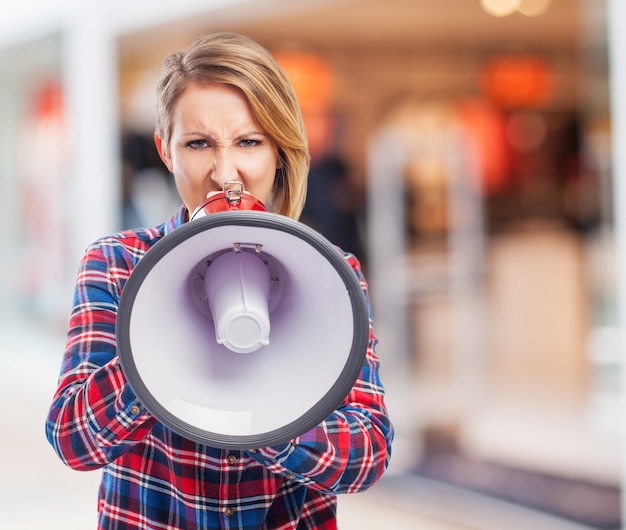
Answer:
[{"xmin": 190, "ymin": 182, "xmax": 267, "ymax": 221}]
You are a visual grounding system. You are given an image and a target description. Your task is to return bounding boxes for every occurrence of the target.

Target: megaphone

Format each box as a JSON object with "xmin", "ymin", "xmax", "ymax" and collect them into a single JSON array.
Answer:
[{"xmin": 116, "ymin": 183, "xmax": 369, "ymax": 449}]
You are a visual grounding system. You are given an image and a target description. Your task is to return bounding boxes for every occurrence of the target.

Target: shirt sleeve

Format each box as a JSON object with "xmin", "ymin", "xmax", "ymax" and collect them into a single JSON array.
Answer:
[
  {"xmin": 46, "ymin": 241, "xmax": 156, "ymax": 471},
  {"xmin": 248, "ymin": 253, "xmax": 394, "ymax": 495}
]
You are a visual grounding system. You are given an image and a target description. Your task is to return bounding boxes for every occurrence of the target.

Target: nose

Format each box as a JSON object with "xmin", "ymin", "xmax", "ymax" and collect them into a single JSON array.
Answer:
[{"xmin": 211, "ymin": 148, "xmax": 241, "ymax": 190}]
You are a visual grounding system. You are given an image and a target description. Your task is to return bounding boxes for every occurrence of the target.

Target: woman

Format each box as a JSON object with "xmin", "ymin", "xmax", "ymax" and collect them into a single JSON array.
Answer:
[{"xmin": 46, "ymin": 32, "xmax": 393, "ymax": 529}]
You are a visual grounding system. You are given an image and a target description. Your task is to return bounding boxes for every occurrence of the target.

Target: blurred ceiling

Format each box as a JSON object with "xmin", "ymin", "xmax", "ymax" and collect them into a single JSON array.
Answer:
[
  {"xmin": 238, "ymin": 0, "xmax": 580, "ymax": 51},
  {"xmin": 118, "ymin": 0, "xmax": 602, "ymax": 64}
]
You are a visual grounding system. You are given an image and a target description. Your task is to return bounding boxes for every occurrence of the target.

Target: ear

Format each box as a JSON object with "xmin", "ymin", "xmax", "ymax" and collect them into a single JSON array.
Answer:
[{"xmin": 154, "ymin": 133, "xmax": 173, "ymax": 173}]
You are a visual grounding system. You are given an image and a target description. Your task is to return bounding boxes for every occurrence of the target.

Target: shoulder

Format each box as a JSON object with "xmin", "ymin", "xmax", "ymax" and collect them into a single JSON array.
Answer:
[
  {"xmin": 82, "ymin": 224, "xmax": 168, "ymax": 275},
  {"xmin": 80, "ymin": 208, "xmax": 186, "ymax": 275},
  {"xmin": 89, "ymin": 207, "xmax": 185, "ymax": 254},
  {"xmin": 95, "ymin": 225, "xmax": 165, "ymax": 252}
]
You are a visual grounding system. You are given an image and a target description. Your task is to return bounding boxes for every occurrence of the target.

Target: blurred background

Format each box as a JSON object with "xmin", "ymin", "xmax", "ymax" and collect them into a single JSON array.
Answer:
[{"xmin": 1, "ymin": 0, "xmax": 624, "ymax": 528}]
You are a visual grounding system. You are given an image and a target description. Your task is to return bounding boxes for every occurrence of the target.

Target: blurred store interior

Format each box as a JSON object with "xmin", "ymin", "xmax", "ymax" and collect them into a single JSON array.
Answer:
[{"xmin": 0, "ymin": 0, "xmax": 623, "ymax": 528}]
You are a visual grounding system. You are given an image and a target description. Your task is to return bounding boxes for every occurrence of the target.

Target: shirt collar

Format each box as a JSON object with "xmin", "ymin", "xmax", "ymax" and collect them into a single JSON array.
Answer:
[{"xmin": 163, "ymin": 206, "xmax": 188, "ymax": 236}]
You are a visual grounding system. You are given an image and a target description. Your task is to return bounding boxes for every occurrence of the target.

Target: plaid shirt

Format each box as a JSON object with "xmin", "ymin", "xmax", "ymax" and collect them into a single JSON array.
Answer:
[{"xmin": 46, "ymin": 207, "xmax": 393, "ymax": 530}]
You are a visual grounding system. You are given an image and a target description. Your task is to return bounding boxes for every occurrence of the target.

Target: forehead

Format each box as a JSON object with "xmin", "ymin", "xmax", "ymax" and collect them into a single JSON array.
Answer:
[
  {"xmin": 176, "ymin": 83, "xmax": 248, "ymax": 111},
  {"xmin": 172, "ymin": 82, "xmax": 260, "ymax": 128}
]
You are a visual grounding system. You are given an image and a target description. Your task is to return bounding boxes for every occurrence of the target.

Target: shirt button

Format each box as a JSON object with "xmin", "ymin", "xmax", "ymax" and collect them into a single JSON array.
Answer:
[
  {"xmin": 227, "ymin": 454, "xmax": 237, "ymax": 464},
  {"xmin": 130, "ymin": 405, "xmax": 141, "ymax": 415},
  {"xmin": 225, "ymin": 507, "xmax": 234, "ymax": 517},
  {"xmin": 287, "ymin": 474, "xmax": 296, "ymax": 480},
  {"xmin": 248, "ymin": 449, "xmax": 257, "ymax": 453}
]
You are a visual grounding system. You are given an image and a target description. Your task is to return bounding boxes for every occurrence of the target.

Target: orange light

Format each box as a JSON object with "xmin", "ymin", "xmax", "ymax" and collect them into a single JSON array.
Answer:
[
  {"xmin": 273, "ymin": 51, "xmax": 334, "ymax": 113},
  {"xmin": 34, "ymin": 81, "xmax": 63, "ymax": 119},
  {"xmin": 481, "ymin": 55, "xmax": 555, "ymax": 108}
]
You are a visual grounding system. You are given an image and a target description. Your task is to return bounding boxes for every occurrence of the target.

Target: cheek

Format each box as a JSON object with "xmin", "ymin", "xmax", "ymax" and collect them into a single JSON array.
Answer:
[
  {"xmin": 171, "ymin": 155, "xmax": 207, "ymax": 191},
  {"xmin": 171, "ymin": 156, "xmax": 207, "ymax": 207},
  {"xmin": 244, "ymin": 153, "xmax": 278, "ymax": 184},
  {"xmin": 171, "ymin": 152, "xmax": 198, "ymax": 176},
  {"xmin": 245, "ymin": 165, "xmax": 277, "ymax": 201}
]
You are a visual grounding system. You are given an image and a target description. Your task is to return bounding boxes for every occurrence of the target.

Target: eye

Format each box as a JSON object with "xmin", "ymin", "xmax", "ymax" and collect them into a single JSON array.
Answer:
[
  {"xmin": 239, "ymin": 138, "xmax": 261, "ymax": 148},
  {"xmin": 185, "ymin": 139, "xmax": 208, "ymax": 150}
]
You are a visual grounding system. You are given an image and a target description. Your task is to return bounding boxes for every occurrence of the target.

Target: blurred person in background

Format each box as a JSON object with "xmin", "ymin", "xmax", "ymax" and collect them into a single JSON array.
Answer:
[
  {"xmin": 45, "ymin": 32, "xmax": 393, "ymax": 529},
  {"xmin": 300, "ymin": 111, "xmax": 366, "ymax": 266}
]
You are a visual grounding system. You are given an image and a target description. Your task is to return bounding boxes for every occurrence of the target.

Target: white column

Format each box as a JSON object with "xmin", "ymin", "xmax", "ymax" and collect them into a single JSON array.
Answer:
[
  {"xmin": 366, "ymin": 127, "xmax": 410, "ymax": 371},
  {"xmin": 62, "ymin": 7, "xmax": 121, "ymax": 269},
  {"xmin": 366, "ymin": 128, "xmax": 413, "ymax": 466},
  {"xmin": 606, "ymin": 0, "xmax": 626, "ymax": 525}
]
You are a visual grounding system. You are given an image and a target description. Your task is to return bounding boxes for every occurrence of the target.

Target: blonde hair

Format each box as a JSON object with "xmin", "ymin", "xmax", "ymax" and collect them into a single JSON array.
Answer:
[{"xmin": 156, "ymin": 32, "xmax": 309, "ymax": 220}]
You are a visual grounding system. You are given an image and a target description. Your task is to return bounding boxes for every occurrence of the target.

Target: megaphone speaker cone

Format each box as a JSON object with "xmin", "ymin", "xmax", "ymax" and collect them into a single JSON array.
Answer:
[{"xmin": 117, "ymin": 210, "xmax": 369, "ymax": 449}]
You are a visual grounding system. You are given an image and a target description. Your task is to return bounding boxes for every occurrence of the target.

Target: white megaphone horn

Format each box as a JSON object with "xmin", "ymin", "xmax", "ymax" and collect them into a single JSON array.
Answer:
[{"xmin": 116, "ymin": 181, "xmax": 369, "ymax": 449}]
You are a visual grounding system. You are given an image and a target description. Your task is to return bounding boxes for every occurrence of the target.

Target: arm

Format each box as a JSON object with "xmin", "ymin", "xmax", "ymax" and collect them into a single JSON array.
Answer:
[
  {"xmin": 46, "ymin": 240, "xmax": 156, "ymax": 471},
  {"xmin": 248, "ymin": 253, "xmax": 394, "ymax": 494}
]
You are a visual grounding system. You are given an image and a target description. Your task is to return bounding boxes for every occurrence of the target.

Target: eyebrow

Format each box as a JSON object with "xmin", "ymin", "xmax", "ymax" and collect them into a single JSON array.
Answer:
[{"xmin": 181, "ymin": 131, "xmax": 267, "ymax": 139}]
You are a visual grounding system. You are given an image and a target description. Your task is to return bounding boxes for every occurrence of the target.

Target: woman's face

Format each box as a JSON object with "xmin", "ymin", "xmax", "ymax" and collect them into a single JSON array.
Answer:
[{"xmin": 155, "ymin": 82, "xmax": 280, "ymax": 215}]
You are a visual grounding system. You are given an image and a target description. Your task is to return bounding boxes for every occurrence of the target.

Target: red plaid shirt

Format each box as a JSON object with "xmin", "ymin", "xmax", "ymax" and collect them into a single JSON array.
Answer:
[{"xmin": 46, "ymin": 208, "xmax": 393, "ymax": 529}]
